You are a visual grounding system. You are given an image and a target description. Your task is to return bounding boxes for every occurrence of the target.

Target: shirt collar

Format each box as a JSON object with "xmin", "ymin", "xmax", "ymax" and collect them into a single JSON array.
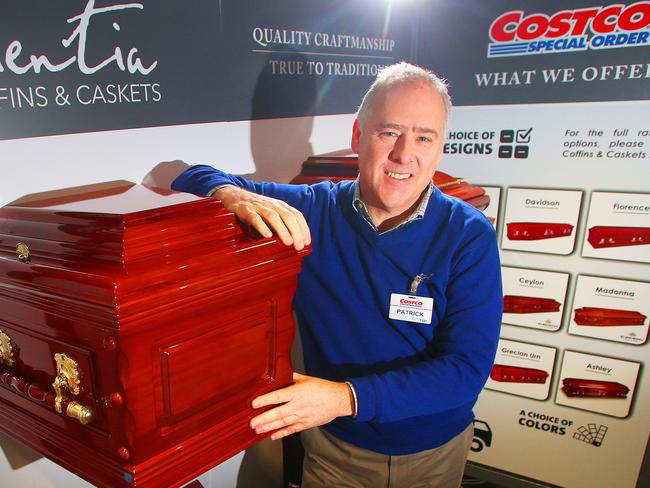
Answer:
[{"xmin": 352, "ymin": 177, "xmax": 433, "ymax": 234}]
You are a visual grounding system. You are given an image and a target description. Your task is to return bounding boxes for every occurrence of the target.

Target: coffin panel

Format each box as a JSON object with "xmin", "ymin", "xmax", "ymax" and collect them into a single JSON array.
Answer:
[{"xmin": 157, "ymin": 300, "xmax": 276, "ymax": 424}]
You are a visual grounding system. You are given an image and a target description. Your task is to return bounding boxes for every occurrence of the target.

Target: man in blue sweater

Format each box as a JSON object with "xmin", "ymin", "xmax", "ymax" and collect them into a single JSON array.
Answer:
[{"xmin": 172, "ymin": 62, "xmax": 502, "ymax": 487}]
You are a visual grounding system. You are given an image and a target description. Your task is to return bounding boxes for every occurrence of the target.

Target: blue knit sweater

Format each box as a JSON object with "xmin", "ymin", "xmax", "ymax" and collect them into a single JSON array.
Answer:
[{"xmin": 172, "ymin": 165, "xmax": 503, "ymax": 455}]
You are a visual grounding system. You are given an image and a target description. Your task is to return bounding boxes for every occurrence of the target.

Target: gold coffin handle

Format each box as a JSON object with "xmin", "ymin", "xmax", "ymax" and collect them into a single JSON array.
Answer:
[
  {"xmin": 52, "ymin": 353, "xmax": 94, "ymax": 425},
  {"xmin": 16, "ymin": 242, "xmax": 30, "ymax": 263},
  {"xmin": 0, "ymin": 330, "xmax": 14, "ymax": 367},
  {"xmin": 66, "ymin": 401, "xmax": 94, "ymax": 425}
]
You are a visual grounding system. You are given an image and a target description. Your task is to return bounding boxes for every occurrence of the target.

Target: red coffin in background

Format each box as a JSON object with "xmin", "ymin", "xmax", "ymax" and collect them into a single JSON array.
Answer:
[
  {"xmin": 561, "ymin": 378, "xmax": 630, "ymax": 398},
  {"xmin": 506, "ymin": 222, "xmax": 573, "ymax": 241},
  {"xmin": 490, "ymin": 364, "xmax": 549, "ymax": 384},
  {"xmin": 290, "ymin": 156, "xmax": 491, "ymax": 211},
  {"xmin": 587, "ymin": 226, "xmax": 650, "ymax": 249},
  {"xmin": 503, "ymin": 295, "xmax": 561, "ymax": 314},
  {"xmin": 573, "ymin": 307, "xmax": 647, "ymax": 326},
  {"xmin": 0, "ymin": 181, "xmax": 309, "ymax": 487}
]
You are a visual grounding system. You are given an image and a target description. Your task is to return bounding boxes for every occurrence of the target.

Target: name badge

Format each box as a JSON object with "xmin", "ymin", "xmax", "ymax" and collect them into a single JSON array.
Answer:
[{"xmin": 389, "ymin": 293, "xmax": 434, "ymax": 325}]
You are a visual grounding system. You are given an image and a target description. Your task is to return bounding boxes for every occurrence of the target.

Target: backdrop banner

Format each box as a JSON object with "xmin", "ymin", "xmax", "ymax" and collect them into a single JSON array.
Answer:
[{"xmin": 0, "ymin": 0, "xmax": 419, "ymax": 141}]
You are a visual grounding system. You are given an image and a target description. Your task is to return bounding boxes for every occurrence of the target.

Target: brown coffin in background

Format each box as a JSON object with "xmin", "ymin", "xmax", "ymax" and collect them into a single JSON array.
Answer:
[
  {"xmin": 0, "ymin": 182, "xmax": 309, "ymax": 487},
  {"xmin": 503, "ymin": 295, "xmax": 561, "ymax": 314},
  {"xmin": 290, "ymin": 156, "xmax": 491, "ymax": 211},
  {"xmin": 573, "ymin": 307, "xmax": 647, "ymax": 326}
]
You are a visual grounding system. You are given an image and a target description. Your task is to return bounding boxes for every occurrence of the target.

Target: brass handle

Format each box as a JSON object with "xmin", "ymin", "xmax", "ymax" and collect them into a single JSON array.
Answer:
[
  {"xmin": 0, "ymin": 330, "xmax": 14, "ymax": 366},
  {"xmin": 52, "ymin": 371, "xmax": 68, "ymax": 413},
  {"xmin": 66, "ymin": 401, "xmax": 94, "ymax": 425},
  {"xmin": 52, "ymin": 353, "xmax": 94, "ymax": 424},
  {"xmin": 16, "ymin": 242, "xmax": 30, "ymax": 263},
  {"xmin": 0, "ymin": 369, "xmax": 94, "ymax": 426},
  {"xmin": 53, "ymin": 353, "xmax": 80, "ymax": 413}
]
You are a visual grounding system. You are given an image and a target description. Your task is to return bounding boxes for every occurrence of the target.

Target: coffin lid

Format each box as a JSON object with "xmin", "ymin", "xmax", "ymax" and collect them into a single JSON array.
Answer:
[
  {"xmin": 0, "ymin": 181, "xmax": 247, "ymax": 271},
  {"xmin": 291, "ymin": 156, "xmax": 490, "ymax": 210},
  {"xmin": 298, "ymin": 156, "xmax": 468, "ymax": 188}
]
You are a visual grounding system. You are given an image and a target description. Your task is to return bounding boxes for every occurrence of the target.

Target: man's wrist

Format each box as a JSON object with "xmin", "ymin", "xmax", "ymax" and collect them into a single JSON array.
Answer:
[
  {"xmin": 344, "ymin": 381, "xmax": 358, "ymax": 419},
  {"xmin": 207, "ymin": 184, "xmax": 236, "ymax": 198}
]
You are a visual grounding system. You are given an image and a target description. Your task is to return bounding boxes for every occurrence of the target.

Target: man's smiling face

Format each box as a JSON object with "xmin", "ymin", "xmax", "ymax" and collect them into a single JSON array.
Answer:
[{"xmin": 352, "ymin": 80, "xmax": 446, "ymax": 228}]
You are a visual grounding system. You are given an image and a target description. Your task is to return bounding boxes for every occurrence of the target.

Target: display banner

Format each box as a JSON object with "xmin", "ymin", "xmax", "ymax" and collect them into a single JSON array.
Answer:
[
  {"xmin": 417, "ymin": 2, "xmax": 650, "ymax": 487},
  {"xmin": 421, "ymin": 0, "xmax": 650, "ymax": 105},
  {"xmin": 0, "ymin": 0, "xmax": 420, "ymax": 141}
]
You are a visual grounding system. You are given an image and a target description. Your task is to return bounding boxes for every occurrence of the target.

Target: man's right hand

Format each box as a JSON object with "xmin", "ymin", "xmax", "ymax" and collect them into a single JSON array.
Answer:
[{"xmin": 213, "ymin": 186, "xmax": 311, "ymax": 251}]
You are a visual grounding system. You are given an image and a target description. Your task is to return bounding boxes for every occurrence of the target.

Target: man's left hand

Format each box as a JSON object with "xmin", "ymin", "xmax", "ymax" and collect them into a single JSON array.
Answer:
[{"xmin": 250, "ymin": 373, "xmax": 355, "ymax": 440}]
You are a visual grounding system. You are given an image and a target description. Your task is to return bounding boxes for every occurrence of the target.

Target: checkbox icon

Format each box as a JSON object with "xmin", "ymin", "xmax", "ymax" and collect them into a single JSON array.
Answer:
[
  {"xmin": 514, "ymin": 145, "xmax": 529, "ymax": 158},
  {"xmin": 500, "ymin": 130, "xmax": 514, "ymax": 143},
  {"xmin": 498, "ymin": 145, "xmax": 513, "ymax": 158},
  {"xmin": 516, "ymin": 128, "xmax": 533, "ymax": 143}
]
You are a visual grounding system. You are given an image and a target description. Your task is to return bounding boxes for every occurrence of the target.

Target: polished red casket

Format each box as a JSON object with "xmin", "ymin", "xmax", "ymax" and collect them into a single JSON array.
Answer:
[
  {"xmin": 290, "ymin": 156, "xmax": 491, "ymax": 210},
  {"xmin": 561, "ymin": 378, "xmax": 629, "ymax": 398},
  {"xmin": 490, "ymin": 364, "xmax": 548, "ymax": 384},
  {"xmin": 0, "ymin": 181, "xmax": 308, "ymax": 487},
  {"xmin": 573, "ymin": 306, "xmax": 646, "ymax": 326},
  {"xmin": 503, "ymin": 295, "xmax": 561, "ymax": 314},
  {"xmin": 587, "ymin": 226, "xmax": 650, "ymax": 249},
  {"xmin": 506, "ymin": 222, "xmax": 573, "ymax": 241}
]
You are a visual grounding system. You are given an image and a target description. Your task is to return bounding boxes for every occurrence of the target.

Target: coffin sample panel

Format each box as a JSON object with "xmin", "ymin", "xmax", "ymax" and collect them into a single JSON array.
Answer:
[
  {"xmin": 581, "ymin": 192, "xmax": 650, "ymax": 263},
  {"xmin": 501, "ymin": 188, "xmax": 583, "ymax": 255},
  {"xmin": 484, "ymin": 338, "xmax": 557, "ymax": 400},
  {"xmin": 569, "ymin": 275, "xmax": 650, "ymax": 345},
  {"xmin": 0, "ymin": 182, "xmax": 309, "ymax": 487}
]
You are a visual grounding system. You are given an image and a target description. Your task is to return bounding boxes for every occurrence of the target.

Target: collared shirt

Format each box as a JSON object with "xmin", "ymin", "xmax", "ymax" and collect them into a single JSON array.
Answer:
[{"xmin": 352, "ymin": 177, "xmax": 434, "ymax": 234}]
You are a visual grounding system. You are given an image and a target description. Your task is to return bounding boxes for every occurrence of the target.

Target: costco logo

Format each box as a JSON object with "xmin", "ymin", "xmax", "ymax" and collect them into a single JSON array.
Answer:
[{"xmin": 488, "ymin": 2, "xmax": 650, "ymax": 57}]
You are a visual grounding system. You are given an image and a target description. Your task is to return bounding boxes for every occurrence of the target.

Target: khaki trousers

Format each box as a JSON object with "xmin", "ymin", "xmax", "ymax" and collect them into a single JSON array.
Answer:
[{"xmin": 300, "ymin": 423, "xmax": 473, "ymax": 488}]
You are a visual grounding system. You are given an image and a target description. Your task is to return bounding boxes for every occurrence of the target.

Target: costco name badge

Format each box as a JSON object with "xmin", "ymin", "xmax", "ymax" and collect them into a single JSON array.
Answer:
[{"xmin": 389, "ymin": 293, "xmax": 433, "ymax": 325}]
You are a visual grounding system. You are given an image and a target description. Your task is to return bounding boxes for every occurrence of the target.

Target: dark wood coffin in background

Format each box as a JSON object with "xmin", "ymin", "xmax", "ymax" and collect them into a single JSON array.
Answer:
[
  {"xmin": 0, "ymin": 181, "xmax": 309, "ymax": 487},
  {"xmin": 290, "ymin": 156, "xmax": 490, "ymax": 211},
  {"xmin": 573, "ymin": 306, "xmax": 646, "ymax": 326},
  {"xmin": 561, "ymin": 378, "xmax": 630, "ymax": 398},
  {"xmin": 503, "ymin": 295, "xmax": 562, "ymax": 314}
]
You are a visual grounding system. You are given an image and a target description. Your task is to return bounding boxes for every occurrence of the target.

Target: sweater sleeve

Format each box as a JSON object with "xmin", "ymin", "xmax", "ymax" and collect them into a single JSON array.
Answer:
[
  {"xmin": 349, "ymin": 219, "xmax": 503, "ymax": 423},
  {"xmin": 170, "ymin": 164, "xmax": 317, "ymax": 217}
]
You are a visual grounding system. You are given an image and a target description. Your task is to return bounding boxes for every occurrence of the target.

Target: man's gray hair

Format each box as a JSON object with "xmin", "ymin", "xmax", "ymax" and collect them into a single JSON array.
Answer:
[{"xmin": 356, "ymin": 62, "xmax": 451, "ymax": 128}]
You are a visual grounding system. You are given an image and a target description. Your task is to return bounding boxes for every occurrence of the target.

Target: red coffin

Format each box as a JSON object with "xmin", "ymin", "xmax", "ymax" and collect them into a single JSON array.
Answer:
[
  {"xmin": 0, "ymin": 182, "xmax": 309, "ymax": 487},
  {"xmin": 290, "ymin": 156, "xmax": 491, "ymax": 211},
  {"xmin": 506, "ymin": 222, "xmax": 573, "ymax": 240},
  {"xmin": 490, "ymin": 364, "xmax": 548, "ymax": 383},
  {"xmin": 561, "ymin": 378, "xmax": 629, "ymax": 398},
  {"xmin": 573, "ymin": 307, "xmax": 646, "ymax": 326},
  {"xmin": 503, "ymin": 295, "xmax": 561, "ymax": 314},
  {"xmin": 587, "ymin": 226, "xmax": 650, "ymax": 249}
]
